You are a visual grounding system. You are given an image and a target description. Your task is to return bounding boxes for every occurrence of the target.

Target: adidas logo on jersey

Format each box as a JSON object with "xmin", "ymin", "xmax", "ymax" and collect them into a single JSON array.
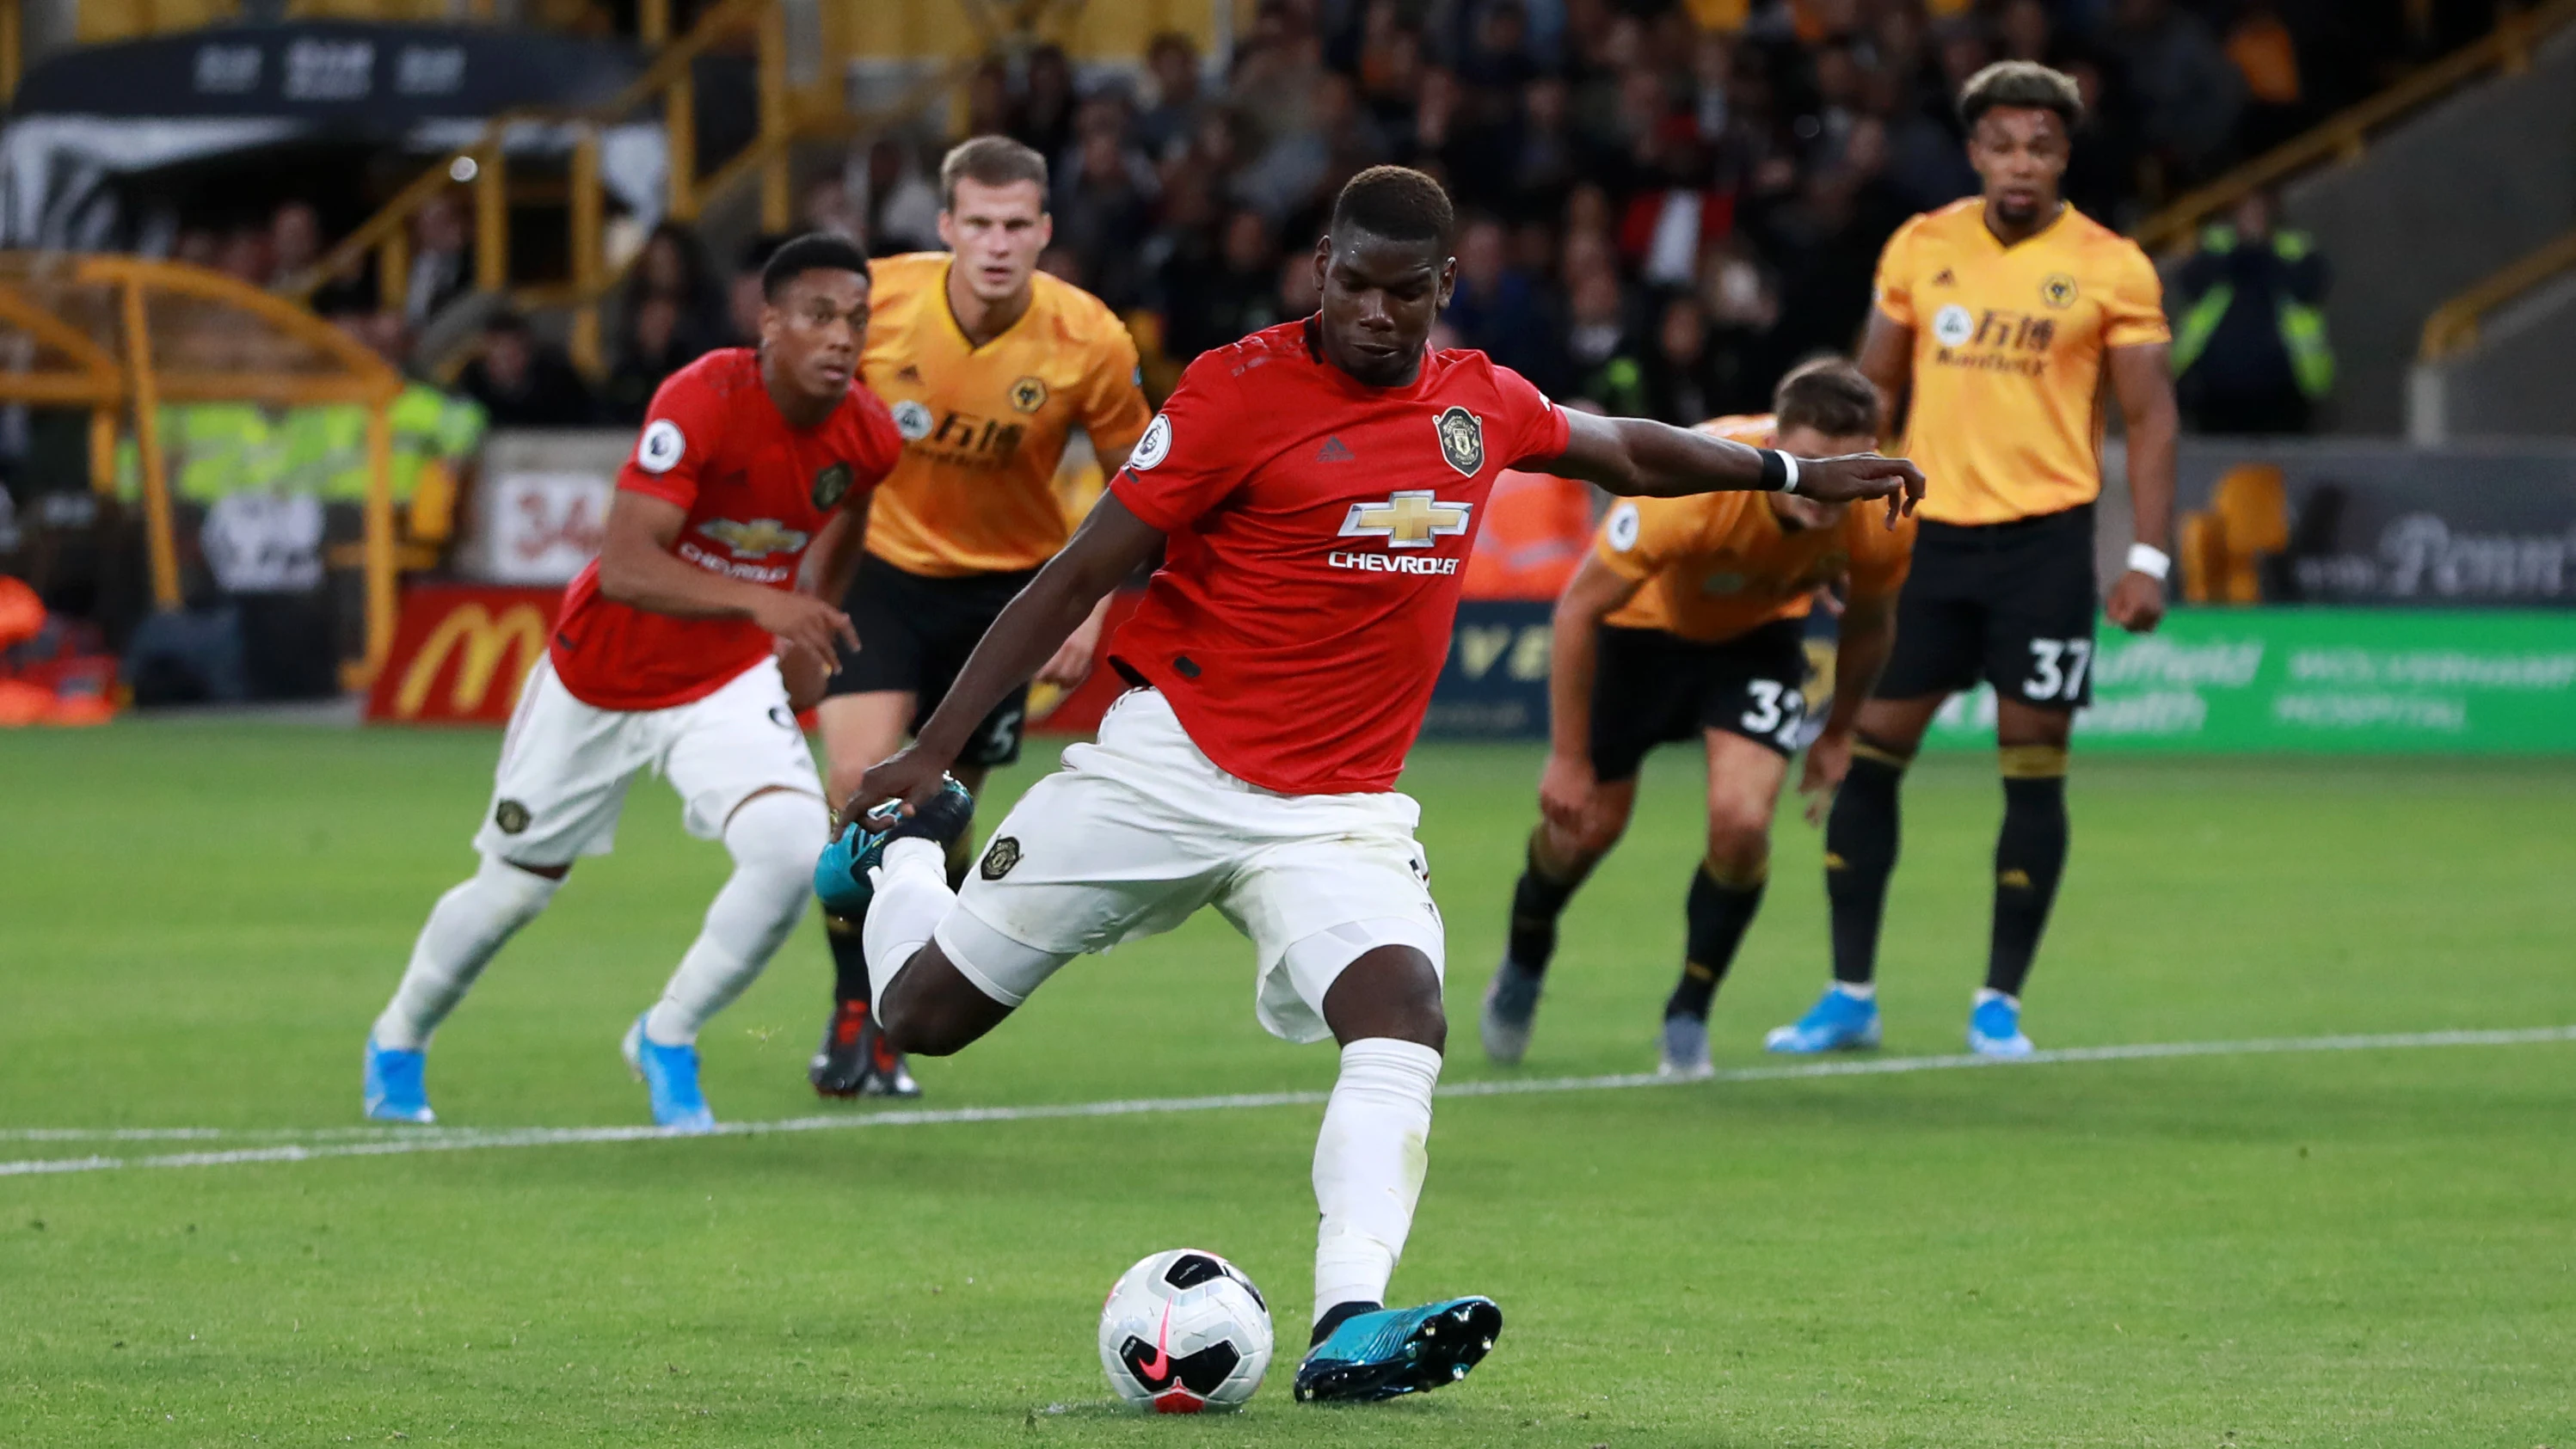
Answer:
[
  {"xmin": 895, "ymin": 364, "xmax": 925, "ymax": 383},
  {"xmin": 1315, "ymin": 435, "xmax": 1356, "ymax": 463},
  {"xmin": 1931, "ymin": 269, "xmax": 1957, "ymax": 286}
]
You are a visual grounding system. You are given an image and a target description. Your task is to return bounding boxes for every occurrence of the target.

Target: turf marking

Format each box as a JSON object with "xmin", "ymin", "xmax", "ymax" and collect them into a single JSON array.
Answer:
[{"xmin": 3, "ymin": 1024, "xmax": 2570, "ymax": 1179}]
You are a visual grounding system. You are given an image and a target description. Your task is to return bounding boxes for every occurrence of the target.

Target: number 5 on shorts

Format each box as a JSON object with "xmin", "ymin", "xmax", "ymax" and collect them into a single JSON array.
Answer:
[{"xmin": 2024, "ymin": 638, "xmax": 2093, "ymax": 702}]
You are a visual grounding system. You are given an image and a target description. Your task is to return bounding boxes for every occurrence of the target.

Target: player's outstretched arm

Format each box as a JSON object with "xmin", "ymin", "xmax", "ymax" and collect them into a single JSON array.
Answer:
[
  {"xmin": 854, "ymin": 494, "xmax": 1167, "ymax": 815},
  {"xmin": 1800, "ymin": 594, "xmax": 1899, "ymax": 826},
  {"xmin": 1538, "ymin": 411, "xmax": 1926, "ymax": 524},
  {"xmin": 2106, "ymin": 341, "xmax": 2178, "ymax": 635},
  {"xmin": 1539, "ymin": 553, "xmax": 1642, "ymax": 838},
  {"xmin": 596, "ymin": 491, "xmax": 858, "ymax": 676}
]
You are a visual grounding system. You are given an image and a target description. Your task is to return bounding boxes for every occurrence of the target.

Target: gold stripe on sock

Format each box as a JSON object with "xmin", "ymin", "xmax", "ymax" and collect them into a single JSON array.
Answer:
[
  {"xmin": 1851, "ymin": 740, "xmax": 1913, "ymax": 770},
  {"xmin": 1999, "ymin": 745, "xmax": 2069, "ymax": 779},
  {"xmin": 1700, "ymin": 855, "xmax": 1771, "ymax": 890}
]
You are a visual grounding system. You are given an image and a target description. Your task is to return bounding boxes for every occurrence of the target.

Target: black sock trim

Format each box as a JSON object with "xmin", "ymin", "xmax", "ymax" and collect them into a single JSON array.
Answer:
[{"xmin": 1311, "ymin": 1299, "xmax": 1383, "ymax": 1347}]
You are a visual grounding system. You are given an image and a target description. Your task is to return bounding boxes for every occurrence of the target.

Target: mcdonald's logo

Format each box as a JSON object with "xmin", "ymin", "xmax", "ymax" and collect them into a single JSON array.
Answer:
[{"xmin": 366, "ymin": 586, "xmax": 563, "ymax": 725}]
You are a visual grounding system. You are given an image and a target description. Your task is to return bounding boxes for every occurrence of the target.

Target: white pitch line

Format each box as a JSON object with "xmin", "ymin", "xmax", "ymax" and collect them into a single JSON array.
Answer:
[{"xmin": 3, "ymin": 1025, "xmax": 2570, "ymax": 1180}]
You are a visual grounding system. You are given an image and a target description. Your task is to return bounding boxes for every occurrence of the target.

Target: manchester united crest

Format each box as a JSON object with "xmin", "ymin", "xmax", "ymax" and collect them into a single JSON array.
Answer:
[
  {"xmin": 811, "ymin": 462, "xmax": 854, "ymax": 509},
  {"xmin": 1008, "ymin": 376, "xmax": 1048, "ymax": 414},
  {"xmin": 2040, "ymin": 273, "xmax": 2079, "ymax": 310},
  {"xmin": 1433, "ymin": 406, "xmax": 1484, "ymax": 477},
  {"xmin": 980, "ymin": 836, "xmax": 1022, "ymax": 881}
]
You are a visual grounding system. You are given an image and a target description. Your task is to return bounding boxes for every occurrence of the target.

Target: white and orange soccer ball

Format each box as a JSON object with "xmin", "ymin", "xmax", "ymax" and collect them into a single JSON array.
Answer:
[{"xmin": 1097, "ymin": 1249, "xmax": 1275, "ymax": 1412}]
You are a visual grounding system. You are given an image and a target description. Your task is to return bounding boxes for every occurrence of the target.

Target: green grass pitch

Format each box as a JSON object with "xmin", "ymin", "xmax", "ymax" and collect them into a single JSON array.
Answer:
[{"xmin": 3, "ymin": 721, "xmax": 2573, "ymax": 1446}]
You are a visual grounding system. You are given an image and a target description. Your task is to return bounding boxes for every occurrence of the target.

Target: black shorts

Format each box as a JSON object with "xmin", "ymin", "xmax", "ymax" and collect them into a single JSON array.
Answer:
[
  {"xmin": 1589, "ymin": 617, "xmax": 1812, "ymax": 782},
  {"xmin": 1876, "ymin": 503, "xmax": 2100, "ymax": 710},
  {"xmin": 827, "ymin": 554, "xmax": 1035, "ymax": 768}
]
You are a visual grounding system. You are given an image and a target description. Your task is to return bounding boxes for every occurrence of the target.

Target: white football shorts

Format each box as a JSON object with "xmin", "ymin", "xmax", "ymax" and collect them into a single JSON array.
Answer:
[
  {"xmin": 940, "ymin": 688, "xmax": 1445, "ymax": 1044},
  {"xmin": 471, "ymin": 655, "xmax": 825, "ymax": 866}
]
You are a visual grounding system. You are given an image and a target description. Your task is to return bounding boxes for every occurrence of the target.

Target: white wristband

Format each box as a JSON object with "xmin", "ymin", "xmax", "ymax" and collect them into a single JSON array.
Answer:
[
  {"xmin": 2126, "ymin": 543, "xmax": 2173, "ymax": 581},
  {"xmin": 1779, "ymin": 452, "xmax": 1800, "ymax": 495}
]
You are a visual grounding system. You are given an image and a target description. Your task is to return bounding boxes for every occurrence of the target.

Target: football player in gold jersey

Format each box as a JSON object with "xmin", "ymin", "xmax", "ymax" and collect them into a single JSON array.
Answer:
[
  {"xmin": 1480, "ymin": 361, "xmax": 1914, "ymax": 1078},
  {"xmin": 809, "ymin": 136, "xmax": 1153, "ymax": 1096},
  {"xmin": 1768, "ymin": 62, "xmax": 2179, "ymax": 1060}
]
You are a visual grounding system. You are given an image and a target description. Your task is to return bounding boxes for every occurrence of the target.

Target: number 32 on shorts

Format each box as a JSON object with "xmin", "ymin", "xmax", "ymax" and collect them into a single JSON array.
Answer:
[
  {"xmin": 2024, "ymin": 638, "xmax": 2093, "ymax": 703},
  {"xmin": 1740, "ymin": 679, "xmax": 1805, "ymax": 747}
]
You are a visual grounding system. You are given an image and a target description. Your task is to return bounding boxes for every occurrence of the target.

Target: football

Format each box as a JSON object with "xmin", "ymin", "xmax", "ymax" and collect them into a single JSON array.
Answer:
[{"xmin": 1097, "ymin": 1249, "xmax": 1275, "ymax": 1412}]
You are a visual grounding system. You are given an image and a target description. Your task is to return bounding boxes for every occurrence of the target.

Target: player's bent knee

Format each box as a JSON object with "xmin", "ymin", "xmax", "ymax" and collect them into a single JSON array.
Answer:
[
  {"xmin": 1706, "ymin": 791, "xmax": 1776, "ymax": 850},
  {"xmin": 877, "ymin": 942, "xmax": 1016, "ymax": 1057},
  {"xmin": 1321, "ymin": 946, "xmax": 1447, "ymax": 1053}
]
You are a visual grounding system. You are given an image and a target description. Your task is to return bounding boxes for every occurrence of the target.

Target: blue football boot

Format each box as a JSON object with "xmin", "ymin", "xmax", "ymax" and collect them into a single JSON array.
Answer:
[
  {"xmin": 1967, "ymin": 992, "xmax": 2035, "ymax": 1058},
  {"xmin": 1293, "ymin": 1298, "xmax": 1503, "ymax": 1403},
  {"xmin": 1763, "ymin": 985, "xmax": 1883, "ymax": 1054},
  {"xmin": 813, "ymin": 776, "xmax": 977, "ymax": 918},
  {"xmin": 622, "ymin": 1013, "xmax": 717, "ymax": 1134},
  {"xmin": 362, "ymin": 1037, "xmax": 435, "ymax": 1124}
]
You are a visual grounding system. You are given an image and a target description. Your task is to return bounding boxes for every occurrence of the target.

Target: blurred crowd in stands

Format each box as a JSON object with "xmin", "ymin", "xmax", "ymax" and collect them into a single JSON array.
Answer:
[{"xmin": 156, "ymin": 0, "xmax": 2418, "ymax": 439}]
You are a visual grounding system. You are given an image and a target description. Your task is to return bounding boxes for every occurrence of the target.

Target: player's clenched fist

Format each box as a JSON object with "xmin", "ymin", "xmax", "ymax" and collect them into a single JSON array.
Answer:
[
  {"xmin": 1797, "ymin": 453, "xmax": 1927, "ymax": 526},
  {"xmin": 2105, "ymin": 568, "xmax": 2167, "ymax": 635},
  {"xmin": 845, "ymin": 744, "xmax": 953, "ymax": 826},
  {"xmin": 751, "ymin": 592, "xmax": 860, "ymax": 683}
]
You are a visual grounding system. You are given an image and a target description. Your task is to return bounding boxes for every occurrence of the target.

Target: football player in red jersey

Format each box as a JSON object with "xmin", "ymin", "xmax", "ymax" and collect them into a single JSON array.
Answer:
[
  {"xmin": 365, "ymin": 235, "xmax": 904, "ymax": 1134},
  {"xmin": 818, "ymin": 169, "xmax": 1921, "ymax": 1403}
]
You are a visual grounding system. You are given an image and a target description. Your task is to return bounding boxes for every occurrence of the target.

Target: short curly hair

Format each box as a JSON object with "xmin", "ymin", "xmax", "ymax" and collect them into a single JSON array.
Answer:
[
  {"xmin": 1957, "ymin": 60, "xmax": 2083, "ymax": 130},
  {"xmin": 1329, "ymin": 165, "xmax": 1456, "ymax": 249}
]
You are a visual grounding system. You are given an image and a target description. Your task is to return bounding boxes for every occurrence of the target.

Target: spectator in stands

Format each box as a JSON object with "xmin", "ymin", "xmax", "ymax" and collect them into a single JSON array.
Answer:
[
  {"xmin": 862, "ymin": 138, "xmax": 941, "ymax": 255},
  {"xmin": 2172, "ymin": 189, "xmax": 2334, "ymax": 435},
  {"xmin": 601, "ymin": 295, "xmax": 693, "ymax": 425},
  {"xmin": 456, "ymin": 310, "xmax": 596, "ymax": 428},
  {"xmin": 1564, "ymin": 266, "xmax": 1644, "ymax": 414},
  {"xmin": 2225, "ymin": 1, "xmax": 2312, "ymax": 156},
  {"xmin": 1134, "ymin": 32, "xmax": 1207, "ymax": 165},
  {"xmin": 405, "ymin": 194, "xmax": 474, "ymax": 328},
  {"xmin": 216, "ymin": 226, "xmax": 274, "ymax": 289},
  {"xmin": 2110, "ymin": 0, "xmax": 2246, "ymax": 180},
  {"xmin": 1014, "ymin": 43, "xmax": 1081, "ymax": 163},
  {"xmin": 798, "ymin": 174, "xmax": 864, "ymax": 243},
  {"xmin": 269, "ymin": 200, "xmax": 322, "ymax": 292},
  {"xmin": 729, "ymin": 235, "xmax": 787, "ymax": 346},
  {"xmin": 1636, "ymin": 292, "xmax": 1725, "ymax": 427},
  {"xmin": 623, "ymin": 220, "xmax": 729, "ymax": 364},
  {"xmin": 1054, "ymin": 98, "xmax": 1162, "ymax": 308},
  {"xmin": 1447, "ymin": 213, "xmax": 1565, "ymax": 394},
  {"xmin": 174, "ymin": 226, "xmax": 222, "ymax": 270}
]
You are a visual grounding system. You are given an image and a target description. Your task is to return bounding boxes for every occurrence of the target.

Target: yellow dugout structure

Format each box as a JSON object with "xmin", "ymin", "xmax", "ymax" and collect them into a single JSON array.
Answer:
[{"xmin": 0, "ymin": 255, "xmax": 407, "ymax": 682}]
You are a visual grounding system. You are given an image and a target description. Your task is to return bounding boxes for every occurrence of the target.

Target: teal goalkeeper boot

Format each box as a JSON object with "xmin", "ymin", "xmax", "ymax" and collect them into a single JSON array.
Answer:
[{"xmin": 1293, "ymin": 1298, "xmax": 1503, "ymax": 1403}]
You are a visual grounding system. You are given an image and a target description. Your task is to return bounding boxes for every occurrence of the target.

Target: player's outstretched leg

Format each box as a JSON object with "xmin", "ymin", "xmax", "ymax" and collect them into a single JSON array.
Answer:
[
  {"xmin": 1971, "ymin": 739, "xmax": 2069, "ymax": 1057},
  {"xmin": 625, "ymin": 789, "xmax": 831, "ymax": 1133},
  {"xmin": 1482, "ymin": 795, "xmax": 1626, "ymax": 1065},
  {"xmin": 1297, "ymin": 945, "xmax": 1503, "ymax": 1403},
  {"xmin": 1658, "ymin": 730, "xmax": 1788, "ymax": 1078},
  {"xmin": 1769, "ymin": 732, "xmax": 1915, "ymax": 1054},
  {"xmin": 366, "ymin": 855, "xmax": 564, "ymax": 1122}
]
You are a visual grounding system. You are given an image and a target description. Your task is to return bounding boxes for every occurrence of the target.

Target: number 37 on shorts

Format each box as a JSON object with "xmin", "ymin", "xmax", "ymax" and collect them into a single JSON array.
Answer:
[{"xmin": 2023, "ymin": 637, "xmax": 2093, "ymax": 703}]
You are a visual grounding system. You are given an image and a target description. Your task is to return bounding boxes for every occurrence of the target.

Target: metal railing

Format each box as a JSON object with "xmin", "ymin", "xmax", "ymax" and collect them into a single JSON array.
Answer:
[
  {"xmin": 0, "ymin": 255, "xmax": 407, "ymax": 674},
  {"xmin": 2134, "ymin": 0, "xmax": 2576, "ymax": 255},
  {"xmin": 2419, "ymin": 224, "xmax": 2576, "ymax": 360},
  {"xmin": 285, "ymin": 0, "xmax": 806, "ymax": 376}
]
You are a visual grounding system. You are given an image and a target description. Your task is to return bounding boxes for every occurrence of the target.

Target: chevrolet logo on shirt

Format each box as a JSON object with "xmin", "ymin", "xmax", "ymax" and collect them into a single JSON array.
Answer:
[
  {"xmin": 697, "ymin": 518, "xmax": 809, "ymax": 558},
  {"xmin": 1337, "ymin": 490, "xmax": 1472, "ymax": 549}
]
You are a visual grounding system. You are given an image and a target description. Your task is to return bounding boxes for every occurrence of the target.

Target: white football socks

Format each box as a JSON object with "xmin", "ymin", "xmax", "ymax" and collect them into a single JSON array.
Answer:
[
  {"xmin": 860, "ymin": 836, "xmax": 954, "ymax": 1008},
  {"xmin": 372, "ymin": 854, "xmax": 561, "ymax": 1051},
  {"xmin": 642, "ymin": 789, "xmax": 829, "ymax": 1047},
  {"xmin": 1312, "ymin": 1037, "xmax": 1442, "ymax": 1327}
]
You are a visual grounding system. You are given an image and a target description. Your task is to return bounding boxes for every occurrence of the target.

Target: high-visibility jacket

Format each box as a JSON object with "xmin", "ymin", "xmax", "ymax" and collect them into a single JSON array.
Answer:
[{"xmin": 2172, "ymin": 224, "xmax": 2334, "ymax": 402}]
